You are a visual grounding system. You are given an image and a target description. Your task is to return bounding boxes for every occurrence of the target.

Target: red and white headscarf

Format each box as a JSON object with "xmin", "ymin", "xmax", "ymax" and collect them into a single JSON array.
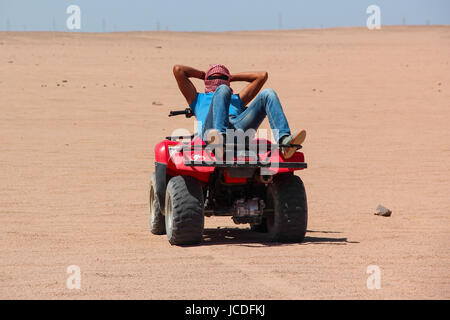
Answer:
[{"xmin": 204, "ymin": 64, "xmax": 233, "ymax": 93}]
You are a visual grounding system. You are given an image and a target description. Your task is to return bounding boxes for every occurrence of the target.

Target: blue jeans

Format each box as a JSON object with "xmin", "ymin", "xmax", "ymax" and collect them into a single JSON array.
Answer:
[{"xmin": 202, "ymin": 85, "xmax": 291, "ymax": 143}]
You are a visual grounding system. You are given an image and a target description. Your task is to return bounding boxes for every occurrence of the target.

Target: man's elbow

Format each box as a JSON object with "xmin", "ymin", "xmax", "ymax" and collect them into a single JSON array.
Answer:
[
  {"xmin": 260, "ymin": 71, "xmax": 268, "ymax": 82},
  {"xmin": 173, "ymin": 64, "xmax": 183, "ymax": 76}
]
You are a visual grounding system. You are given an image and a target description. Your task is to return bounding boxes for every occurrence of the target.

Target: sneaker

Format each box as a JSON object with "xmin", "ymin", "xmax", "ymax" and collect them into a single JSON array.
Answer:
[{"xmin": 280, "ymin": 130, "xmax": 306, "ymax": 159}]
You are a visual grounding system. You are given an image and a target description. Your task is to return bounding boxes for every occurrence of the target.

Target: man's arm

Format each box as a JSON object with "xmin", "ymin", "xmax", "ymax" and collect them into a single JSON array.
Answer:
[
  {"xmin": 232, "ymin": 71, "xmax": 268, "ymax": 106},
  {"xmin": 173, "ymin": 65, "xmax": 205, "ymax": 105}
]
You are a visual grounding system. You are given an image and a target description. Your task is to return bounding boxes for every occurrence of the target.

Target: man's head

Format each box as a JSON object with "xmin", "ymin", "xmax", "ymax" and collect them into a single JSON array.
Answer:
[{"xmin": 204, "ymin": 64, "xmax": 232, "ymax": 93}]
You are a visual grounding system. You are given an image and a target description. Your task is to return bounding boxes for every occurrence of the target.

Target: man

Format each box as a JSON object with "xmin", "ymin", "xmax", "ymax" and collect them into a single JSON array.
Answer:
[{"xmin": 172, "ymin": 64, "xmax": 306, "ymax": 159}]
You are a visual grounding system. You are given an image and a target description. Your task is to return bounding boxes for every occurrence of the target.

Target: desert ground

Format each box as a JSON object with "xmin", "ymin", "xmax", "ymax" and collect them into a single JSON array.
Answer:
[{"xmin": 0, "ymin": 26, "xmax": 449, "ymax": 299}]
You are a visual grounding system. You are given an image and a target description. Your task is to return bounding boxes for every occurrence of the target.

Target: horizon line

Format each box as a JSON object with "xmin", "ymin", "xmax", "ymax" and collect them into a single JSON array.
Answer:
[{"xmin": 1, "ymin": 24, "xmax": 449, "ymax": 34}]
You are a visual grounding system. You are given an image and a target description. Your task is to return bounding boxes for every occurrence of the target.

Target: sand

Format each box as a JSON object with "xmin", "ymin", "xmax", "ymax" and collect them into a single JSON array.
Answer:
[{"xmin": 0, "ymin": 26, "xmax": 449, "ymax": 299}]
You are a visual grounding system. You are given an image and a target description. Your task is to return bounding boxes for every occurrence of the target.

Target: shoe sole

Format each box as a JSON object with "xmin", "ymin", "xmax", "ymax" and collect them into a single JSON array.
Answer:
[{"xmin": 283, "ymin": 130, "xmax": 306, "ymax": 159}]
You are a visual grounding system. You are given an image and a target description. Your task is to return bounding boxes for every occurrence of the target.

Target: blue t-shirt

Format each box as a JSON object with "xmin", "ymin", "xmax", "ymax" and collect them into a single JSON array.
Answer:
[{"xmin": 189, "ymin": 92, "xmax": 245, "ymax": 134}]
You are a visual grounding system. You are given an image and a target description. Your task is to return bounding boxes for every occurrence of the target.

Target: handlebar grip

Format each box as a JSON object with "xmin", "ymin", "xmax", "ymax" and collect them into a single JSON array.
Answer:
[
  {"xmin": 168, "ymin": 108, "xmax": 194, "ymax": 118},
  {"xmin": 169, "ymin": 110, "xmax": 186, "ymax": 116}
]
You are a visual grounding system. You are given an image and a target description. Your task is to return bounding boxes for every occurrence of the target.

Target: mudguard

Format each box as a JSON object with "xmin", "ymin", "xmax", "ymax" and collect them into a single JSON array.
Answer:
[{"xmin": 154, "ymin": 162, "xmax": 167, "ymax": 212}]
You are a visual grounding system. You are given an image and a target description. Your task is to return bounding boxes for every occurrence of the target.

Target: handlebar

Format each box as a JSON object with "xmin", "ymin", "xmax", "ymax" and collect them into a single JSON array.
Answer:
[{"xmin": 168, "ymin": 108, "xmax": 194, "ymax": 118}]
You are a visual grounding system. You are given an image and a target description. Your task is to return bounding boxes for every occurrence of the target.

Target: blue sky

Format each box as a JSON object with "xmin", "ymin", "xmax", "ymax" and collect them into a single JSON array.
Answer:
[{"xmin": 0, "ymin": 0, "xmax": 449, "ymax": 32}]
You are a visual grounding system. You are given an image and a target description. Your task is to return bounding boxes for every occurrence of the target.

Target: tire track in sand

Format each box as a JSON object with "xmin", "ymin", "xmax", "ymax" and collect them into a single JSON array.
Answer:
[{"xmin": 203, "ymin": 245, "xmax": 303, "ymax": 299}]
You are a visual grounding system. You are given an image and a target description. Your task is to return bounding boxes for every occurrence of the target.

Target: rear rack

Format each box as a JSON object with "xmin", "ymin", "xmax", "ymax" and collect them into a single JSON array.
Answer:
[
  {"xmin": 166, "ymin": 136, "xmax": 306, "ymax": 169},
  {"xmin": 180, "ymin": 143, "xmax": 302, "ymax": 151},
  {"xmin": 184, "ymin": 160, "xmax": 307, "ymax": 169}
]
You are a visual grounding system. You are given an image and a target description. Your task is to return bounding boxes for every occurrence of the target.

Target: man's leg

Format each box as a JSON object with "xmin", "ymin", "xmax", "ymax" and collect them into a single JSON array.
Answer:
[
  {"xmin": 230, "ymin": 88, "xmax": 291, "ymax": 142},
  {"xmin": 231, "ymin": 88, "xmax": 305, "ymax": 158},
  {"xmin": 201, "ymin": 84, "xmax": 232, "ymax": 141}
]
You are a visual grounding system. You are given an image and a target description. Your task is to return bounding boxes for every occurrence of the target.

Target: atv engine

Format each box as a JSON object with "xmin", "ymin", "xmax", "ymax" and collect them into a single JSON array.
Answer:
[{"xmin": 232, "ymin": 198, "xmax": 265, "ymax": 225}]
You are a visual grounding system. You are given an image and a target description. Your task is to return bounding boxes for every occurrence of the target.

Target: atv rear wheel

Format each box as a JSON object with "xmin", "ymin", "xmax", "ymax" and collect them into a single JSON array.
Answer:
[
  {"xmin": 149, "ymin": 173, "xmax": 166, "ymax": 235},
  {"xmin": 165, "ymin": 176, "xmax": 204, "ymax": 245},
  {"xmin": 266, "ymin": 173, "xmax": 308, "ymax": 242}
]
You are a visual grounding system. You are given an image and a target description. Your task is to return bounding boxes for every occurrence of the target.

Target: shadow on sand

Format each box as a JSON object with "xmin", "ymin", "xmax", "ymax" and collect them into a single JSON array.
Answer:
[{"xmin": 198, "ymin": 227, "xmax": 359, "ymax": 247}]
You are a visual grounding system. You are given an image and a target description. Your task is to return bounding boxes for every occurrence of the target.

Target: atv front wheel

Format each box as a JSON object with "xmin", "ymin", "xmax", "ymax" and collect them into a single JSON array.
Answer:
[
  {"xmin": 266, "ymin": 173, "xmax": 308, "ymax": 242},
  {"xmin": 165, "ymin": 176, "xmax": 204, "ymax": 245},
  {"xmin": 149, "ymin": 173, "xmax": 166, "ymax": 235}
]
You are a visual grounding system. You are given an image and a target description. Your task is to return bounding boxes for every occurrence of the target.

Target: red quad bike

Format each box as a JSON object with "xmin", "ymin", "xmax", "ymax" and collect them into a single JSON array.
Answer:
[{"xmin": 149, "ymin": 108, "xmax": 308, "ymax": 245}]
